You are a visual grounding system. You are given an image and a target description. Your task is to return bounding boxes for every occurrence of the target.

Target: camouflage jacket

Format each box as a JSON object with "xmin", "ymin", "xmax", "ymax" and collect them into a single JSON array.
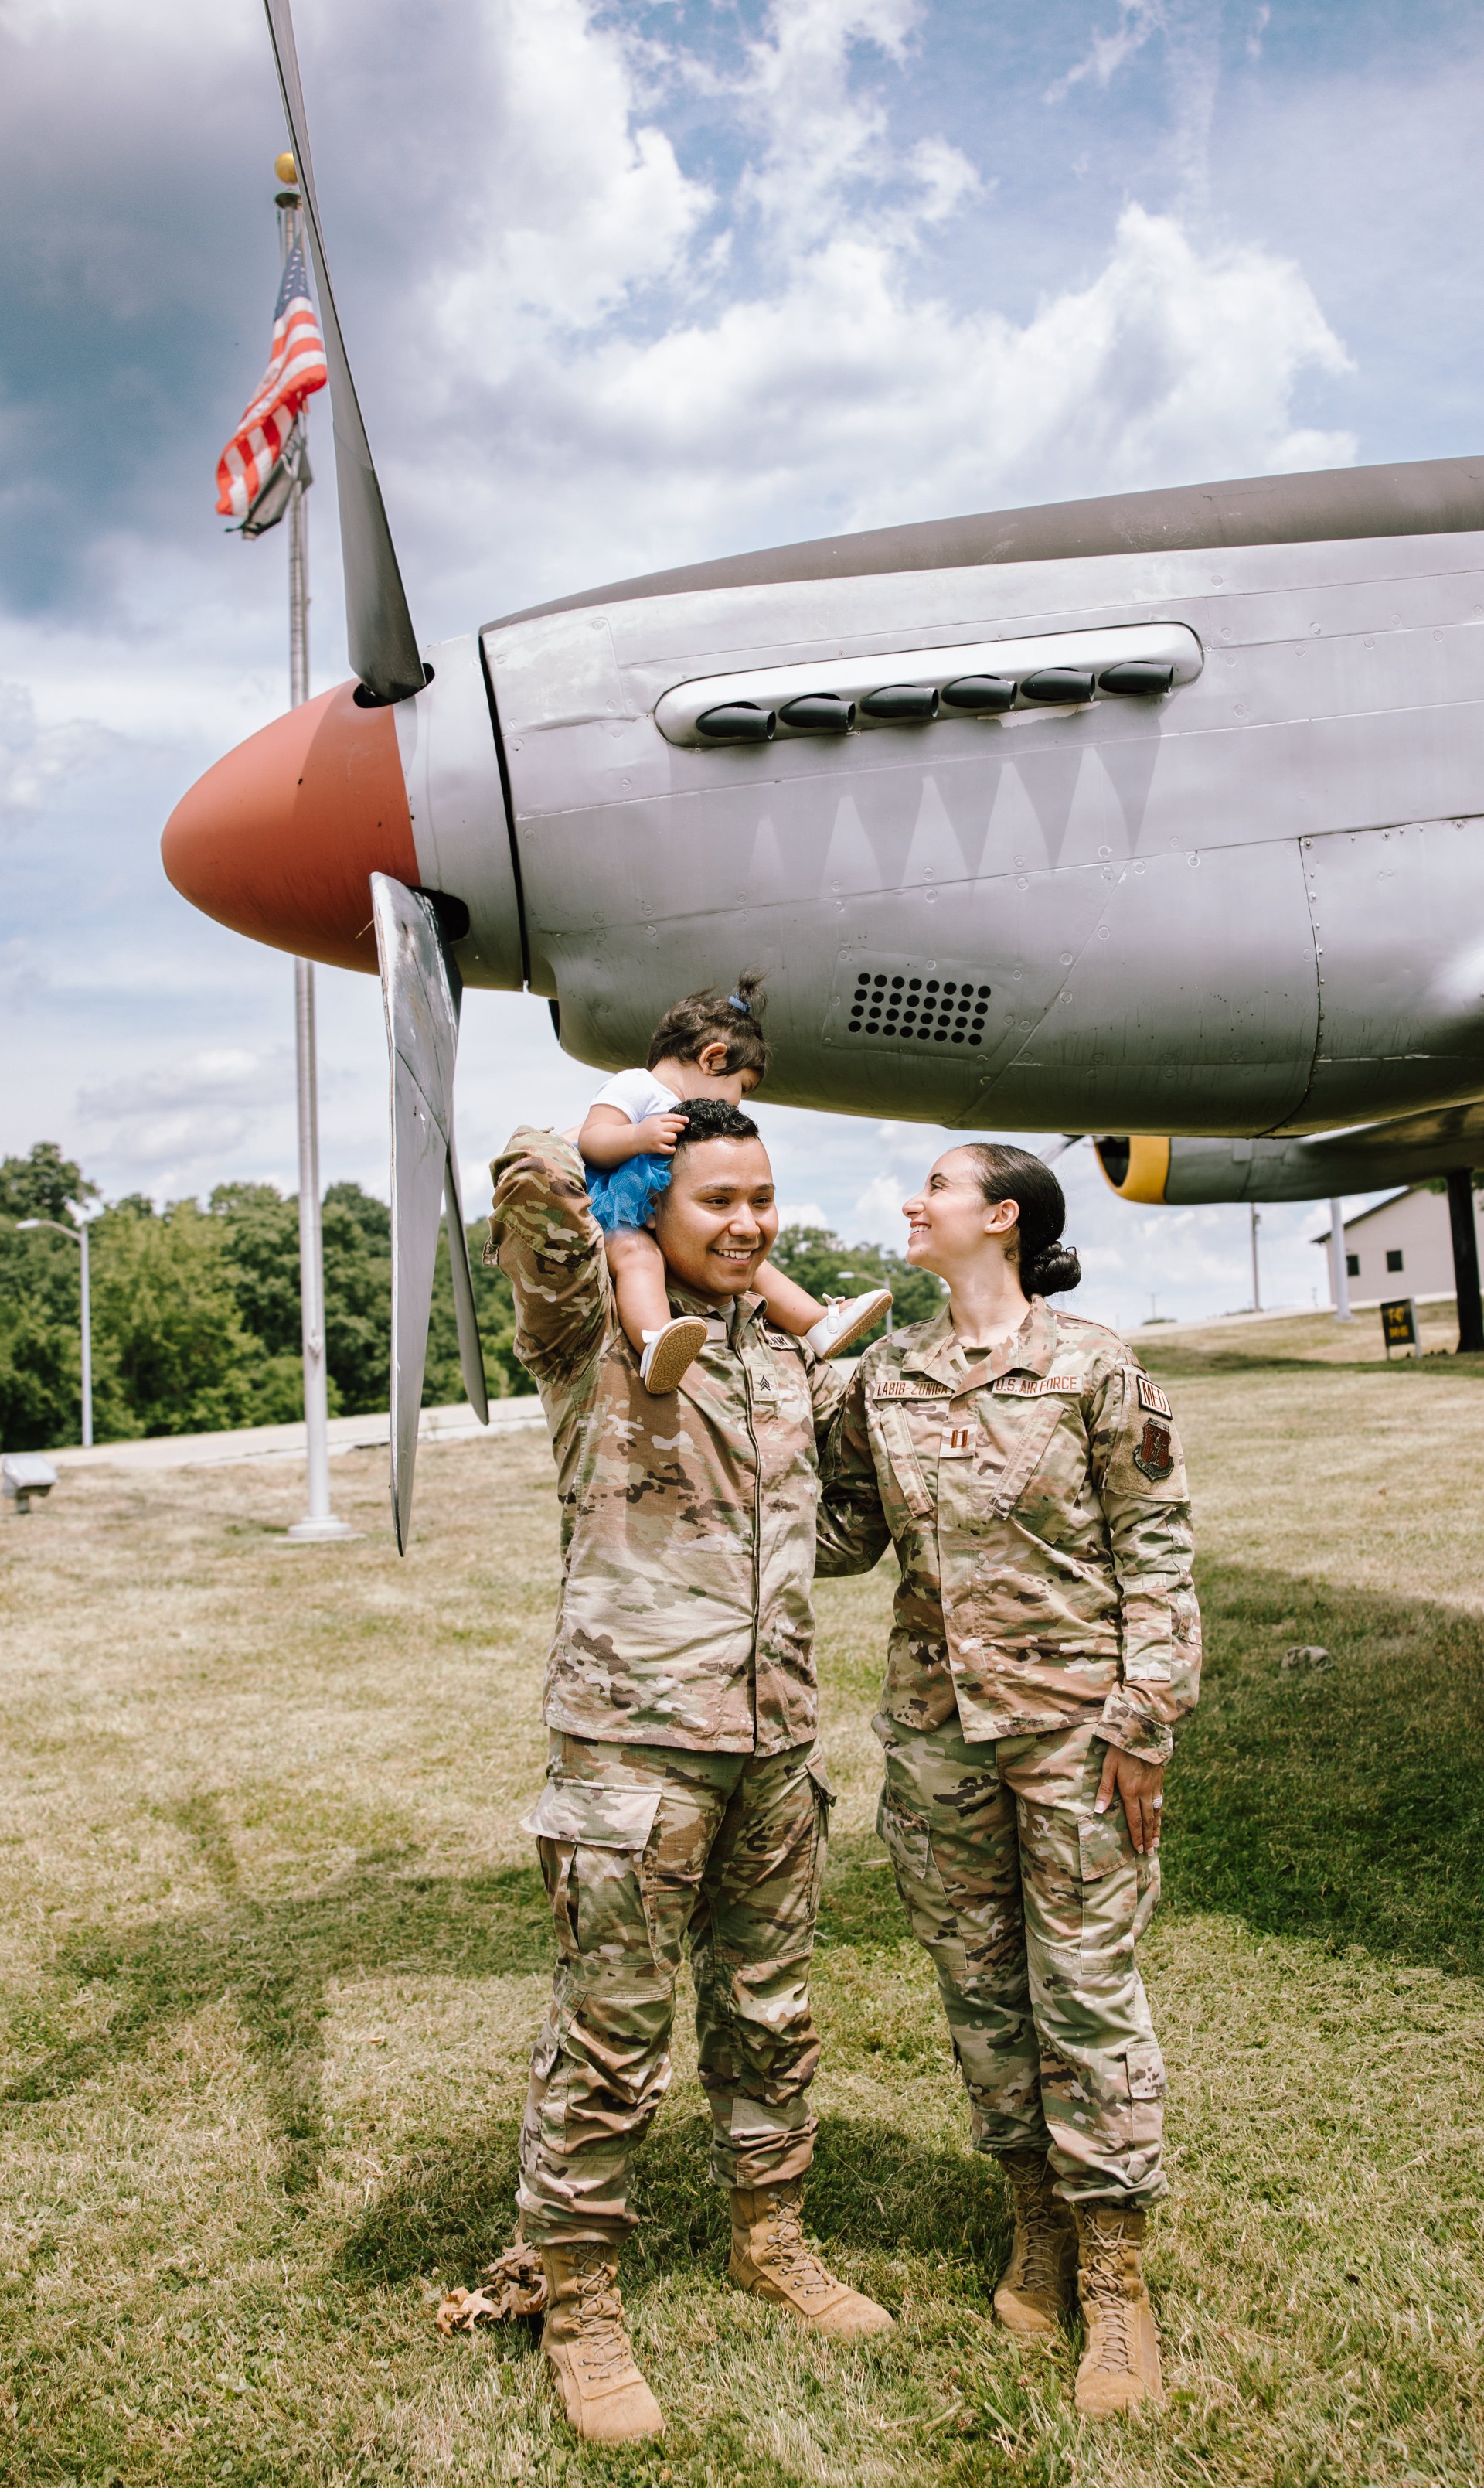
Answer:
[
  {"xmin": 815, "ymin": 1300, "xmax": 1200, "ymax": 1765},
  {"xmin": 486, "ymin": 1128, "xmax": 847, "ymax": 1755}
]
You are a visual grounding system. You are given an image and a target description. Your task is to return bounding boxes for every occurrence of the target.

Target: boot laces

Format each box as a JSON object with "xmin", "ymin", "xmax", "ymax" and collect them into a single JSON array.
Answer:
[
  {"xmin": 567, "ymin": 2252, "xmax": 636, "ymax": 2381},
  {"xmin": 1080, "ymin": 2224, "xmax": 1136, "ymax": 2371},
  {"xmin": 1018, "ymin": 2200, "xmax": 1069, "ymax": 2293},
  {"xmin": 760, "ymin": 2191, "xmax": 833, "ymax": 2302},
  {"xmin": 1004, "ymin": 2160, "xmax": 1068, "ymax": 2292}
]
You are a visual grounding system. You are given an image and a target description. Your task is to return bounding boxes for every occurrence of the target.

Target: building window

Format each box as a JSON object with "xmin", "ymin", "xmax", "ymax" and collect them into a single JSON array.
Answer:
[
  {"xmin": 1346, "ymin": 1253, "xmax": 1360, "ymax": 1277},
  {"xmin": 1387, "ymin": 1249, "xmax": 1404, "ymax": 1273}
]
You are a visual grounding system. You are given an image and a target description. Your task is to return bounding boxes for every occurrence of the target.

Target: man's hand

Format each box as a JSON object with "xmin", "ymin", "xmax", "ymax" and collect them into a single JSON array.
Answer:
[
  {"xmin": 633, "ymin": 1112, "xmax": 689, "ymax": 1157},
  {"xmin": 1094, "ymin": 1745, "xmax": 1166, "ymax": 1855}
]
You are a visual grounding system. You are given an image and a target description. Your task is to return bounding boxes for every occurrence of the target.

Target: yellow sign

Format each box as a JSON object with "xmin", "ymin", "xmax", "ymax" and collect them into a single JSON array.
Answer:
[{"xmin": 1380, "ymin": 1297, "xmax": 1418, "ymax": 1355}]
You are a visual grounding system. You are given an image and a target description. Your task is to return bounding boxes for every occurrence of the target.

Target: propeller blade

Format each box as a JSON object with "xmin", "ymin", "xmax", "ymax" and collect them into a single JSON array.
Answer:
[
  {"xmin": 263, "ymin": 0, "xmax": 426, "ymax": 704},
  {"xmin": 371, "ymin": 874, "xmax": 487, "ymax": 1552}
]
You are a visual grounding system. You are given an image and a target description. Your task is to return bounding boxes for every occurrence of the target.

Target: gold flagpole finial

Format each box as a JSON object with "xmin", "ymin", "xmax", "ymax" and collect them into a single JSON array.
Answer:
[{"xmin": 274, "ymin": 150, "xmax": 298, "ymax": 186}]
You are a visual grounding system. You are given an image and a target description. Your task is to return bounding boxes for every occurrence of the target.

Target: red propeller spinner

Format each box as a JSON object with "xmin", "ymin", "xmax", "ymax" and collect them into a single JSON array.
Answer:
[{"xmin": 161, "ymin": 682, "xmax": 418, "ymax": 973}]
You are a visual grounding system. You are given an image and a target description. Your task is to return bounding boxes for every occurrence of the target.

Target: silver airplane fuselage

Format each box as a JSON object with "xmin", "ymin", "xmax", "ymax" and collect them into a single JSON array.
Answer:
[{"xmin": 394, "ymin": 472, "xmax": 1484, "ymax": 1139}]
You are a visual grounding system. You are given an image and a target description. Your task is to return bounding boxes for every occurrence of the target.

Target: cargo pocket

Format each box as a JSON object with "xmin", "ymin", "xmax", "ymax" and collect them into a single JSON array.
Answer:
[
  {"xmin": 522, "ymin": 1780, "xmax": 662, "ymax": 1966},
  {"xmin": 876, "ymin": 1790, "xmax": 955, "ymax": 1951},
  {"xmin": 1124, "ymin": 2037, "xmax": 1166, "ymax": 2150},
  {"xmin": 1076, "ymin": 1810, "xmax": 1138, "ymax": 1978}
]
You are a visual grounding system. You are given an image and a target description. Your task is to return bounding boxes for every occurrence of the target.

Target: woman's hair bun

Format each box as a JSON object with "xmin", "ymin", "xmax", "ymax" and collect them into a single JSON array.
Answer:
[
  {"xmin": 959, "ymin": 1142, "xmax": 1081, "ymax": 1295},
  {"xmin": 1022, "ymin": 1242, "xmax": 1082, "ymax": 1297}
]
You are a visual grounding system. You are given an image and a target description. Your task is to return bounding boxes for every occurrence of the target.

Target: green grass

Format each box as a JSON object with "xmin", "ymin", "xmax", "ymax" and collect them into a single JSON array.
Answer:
[{"xmin": 1, "ymin": 1356, "xmax": 1482, "ymax": 2484}]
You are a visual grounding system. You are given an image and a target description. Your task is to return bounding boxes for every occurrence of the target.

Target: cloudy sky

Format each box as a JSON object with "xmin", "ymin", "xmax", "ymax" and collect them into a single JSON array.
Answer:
[{"xmin": 3, "ymin": 0, "xmax": 1480, "ymax": 1331}]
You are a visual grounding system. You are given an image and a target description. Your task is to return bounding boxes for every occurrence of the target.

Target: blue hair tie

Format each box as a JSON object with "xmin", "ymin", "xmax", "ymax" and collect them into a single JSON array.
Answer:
[{"xmin": 728, "ymin": 991, "xmax": 750, "ymax": 1014}]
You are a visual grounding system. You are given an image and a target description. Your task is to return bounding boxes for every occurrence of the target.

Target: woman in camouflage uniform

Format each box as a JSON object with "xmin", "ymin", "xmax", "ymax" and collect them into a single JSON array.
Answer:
[{"xmin": 817, "ymin": 1143, "xmax": 1200, "ymax": 2418}]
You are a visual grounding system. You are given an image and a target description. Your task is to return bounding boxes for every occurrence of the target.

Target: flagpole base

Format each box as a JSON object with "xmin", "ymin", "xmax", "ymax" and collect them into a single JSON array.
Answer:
[{"xmin": 285, "ymin": 1515, "xmax": 360, "ymax": 1543}]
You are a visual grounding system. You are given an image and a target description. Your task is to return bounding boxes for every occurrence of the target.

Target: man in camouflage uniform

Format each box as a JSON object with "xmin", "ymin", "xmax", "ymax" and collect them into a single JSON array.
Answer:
[
  {"xmin": 816, "ymin": 1291, "xmax": 1200, "ymax": 2415},
  {"xmin": 485, "ymin": 1102, "xmax": 891, "ymax": 2443}
]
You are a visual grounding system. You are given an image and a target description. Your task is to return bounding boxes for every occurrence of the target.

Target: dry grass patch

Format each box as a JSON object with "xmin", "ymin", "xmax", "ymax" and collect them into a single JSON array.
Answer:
[{"xmin": 0, "ymin": 1363, "xmax": 1482, "ymax": 2483}]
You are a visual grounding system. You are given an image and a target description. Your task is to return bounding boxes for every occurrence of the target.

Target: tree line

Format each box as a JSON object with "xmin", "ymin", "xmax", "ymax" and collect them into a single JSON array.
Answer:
[
  {"xmin": 0, "ymin": 1141, "xmax": 526, "ymax": 1452},
  {"xmin": 0, "ymin": 1143, "xmax": 940, "ymax": 1452}
]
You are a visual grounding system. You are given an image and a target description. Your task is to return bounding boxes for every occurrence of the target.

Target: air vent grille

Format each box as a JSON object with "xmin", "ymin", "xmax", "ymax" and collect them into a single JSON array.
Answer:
[{"xmin": 847, "ymin": 968, "xmax": 992, "ymax": 1047}]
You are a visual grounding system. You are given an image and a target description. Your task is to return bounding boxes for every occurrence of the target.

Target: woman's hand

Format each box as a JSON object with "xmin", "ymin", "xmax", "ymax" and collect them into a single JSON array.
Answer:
[{"xmin": 1094, "ymin": 1745, "xmax": 1166, "ymax": 1855}]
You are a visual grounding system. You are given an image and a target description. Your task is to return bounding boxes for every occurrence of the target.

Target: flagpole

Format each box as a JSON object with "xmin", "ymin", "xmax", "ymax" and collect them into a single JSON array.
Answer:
[{"xmin": 275, "ymin": 158, "xmax": 353, "ymax": 1546}]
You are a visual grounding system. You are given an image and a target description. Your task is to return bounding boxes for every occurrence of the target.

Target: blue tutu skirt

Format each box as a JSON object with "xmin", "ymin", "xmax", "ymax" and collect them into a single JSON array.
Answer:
[{"xmin": 584, "ymin": 1151, "xmax": 673, "ymax": 1235}]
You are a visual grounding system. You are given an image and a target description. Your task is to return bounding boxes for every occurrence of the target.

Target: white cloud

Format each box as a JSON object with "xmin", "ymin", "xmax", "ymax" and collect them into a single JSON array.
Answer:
[
  {"xmin": 434, "ymin": 0, "xmax": 713, "ymax": 343},
  {"xmin": 0, "ymin": 680, "xmax": 116, "ymax": 825},
  {"xmin": 415, "ymin": 0, "xmax": 1353, "ymax": 605},
  {"xmin": 74, "ymin": 1046, "xmax": 288, "ymax": 1194},
  {"xmin": 1046, "ymin": 0, "xmax": 1166, "ymax": 105}
]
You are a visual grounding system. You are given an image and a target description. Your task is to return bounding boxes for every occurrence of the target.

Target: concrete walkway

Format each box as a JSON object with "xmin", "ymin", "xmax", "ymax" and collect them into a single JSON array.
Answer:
[{"xmin": 46, "ymin": 1397, "xmax": 546, "ymax": 1474}]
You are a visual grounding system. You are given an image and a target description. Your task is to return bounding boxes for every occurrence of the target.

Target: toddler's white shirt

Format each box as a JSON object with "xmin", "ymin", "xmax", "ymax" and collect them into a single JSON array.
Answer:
[{"xmin": 588, "ymin": 1068, "xmax": 679, "ymax": 1126}]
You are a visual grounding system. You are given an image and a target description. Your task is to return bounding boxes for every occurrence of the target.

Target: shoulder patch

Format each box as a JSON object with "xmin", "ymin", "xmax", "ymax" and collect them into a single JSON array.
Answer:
[
  {"xmin": 1135, "ymin": 1373, "xmax": 1172, "ymax": 1419},
  {"xmin": 871, "ymin": 1377, "xmax": 952, "ymax": 1400},
  {"xmin": 993, "ymin": 1372, "xmax": 1081, "ymax": 1398}
]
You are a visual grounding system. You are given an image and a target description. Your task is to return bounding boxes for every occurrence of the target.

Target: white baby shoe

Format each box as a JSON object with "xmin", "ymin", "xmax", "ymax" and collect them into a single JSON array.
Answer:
[
  {"xmin": 638, "ymin": 1316, "xmax": 709, "ymax": 1394},
  {"xmin": 805, "ymin": 1289, "xmax": 894, "ymax": 1358}
]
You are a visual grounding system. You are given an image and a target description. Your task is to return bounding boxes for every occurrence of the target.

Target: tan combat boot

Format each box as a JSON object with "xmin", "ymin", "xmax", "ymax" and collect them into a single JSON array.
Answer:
[
  {"xmin": 992, "ymin": 2150, "xmax": 1077, "ymax": 2337},
  {"xmin": 538, "ymin": 2243, "xmax": 664, "ymax": 2442},
  {"xmin": 729, "ymin": 2180, "xmax": 893, "ymax": 2339},
  {"xmin": 1071, "ymin": 2203, "xmax": 1165, "ymax": 2418}
]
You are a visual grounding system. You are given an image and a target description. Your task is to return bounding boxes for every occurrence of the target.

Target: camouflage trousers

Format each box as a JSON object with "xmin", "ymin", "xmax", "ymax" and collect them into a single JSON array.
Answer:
[
  {"xmin": 517, "ymin": 1731, "xmax": 833, "ymax": 2247},
  {"xmin": 875, "ymin": 1709, "xmax": 1167, "ymax": 2207}
]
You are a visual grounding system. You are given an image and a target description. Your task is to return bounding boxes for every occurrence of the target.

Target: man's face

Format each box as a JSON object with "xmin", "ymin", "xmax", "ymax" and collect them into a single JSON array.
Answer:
[{"xmin": 650, "ymin": 1137, "xmax": 779, "ymax": 1302}]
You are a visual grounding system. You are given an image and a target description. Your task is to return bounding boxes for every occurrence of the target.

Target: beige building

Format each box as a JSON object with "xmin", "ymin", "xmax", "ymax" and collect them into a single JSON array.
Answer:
[{"xmin": 1314, "ymin": 1185, "xmax": 1484, "ymax": 1306}]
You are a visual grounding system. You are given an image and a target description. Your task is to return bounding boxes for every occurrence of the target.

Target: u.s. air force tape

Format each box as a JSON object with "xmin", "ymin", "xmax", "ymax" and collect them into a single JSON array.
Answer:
[{"xmin": 992, "ymin": 1373, "xmax": 1080, "ymax": 1397}]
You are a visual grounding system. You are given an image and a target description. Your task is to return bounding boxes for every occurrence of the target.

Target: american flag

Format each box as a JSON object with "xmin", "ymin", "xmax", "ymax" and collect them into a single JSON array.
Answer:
[{"xmin": 215, "ymin": 242, "xmax": 327, "ymax": 523}]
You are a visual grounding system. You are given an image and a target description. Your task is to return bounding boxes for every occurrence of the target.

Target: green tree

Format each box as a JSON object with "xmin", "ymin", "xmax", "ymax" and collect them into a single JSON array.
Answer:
[
  {"xmin": 0, "ymin": 1139, "xmax": 533, "ymax": 1450},
  {"xmin": 0, "ymin": 1147, "xmax": 118, "ymax": 1450},
  {"xmin": 424, "ymin": 1219, "xmax": 531, "ymax": 1403},
  {"xmin": 769, "ymin": 1222, "xmax": 945, "ymax": 1348},
  {"xmin": 210, "ymin": 1179, "xmax": 393, "ymax": 1416},
  {"xmin": 87, "ymin": 1199, "xmax": 267, "ymax": 1437},
  {"xmin": 321, "ymin": 1185, "xmax": 393, "ymax": 1410},
  {"xmin": 0, "ymin": 1140, "xmax": 97, "ymax": 1227}
]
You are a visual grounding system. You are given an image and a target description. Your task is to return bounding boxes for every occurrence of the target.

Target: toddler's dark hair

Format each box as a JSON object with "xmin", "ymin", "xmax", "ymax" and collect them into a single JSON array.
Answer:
[
  {"xmin": 669, "ymin": 1097, "xmax": 761, "ymax": 1154},
  {"xmin": 961, "ymin": 1142, "xmax": 1082, "ymax": 1297},
  {"xmin": 646, "ymin": 976, "xmax": 768, "ymax": 1079}
]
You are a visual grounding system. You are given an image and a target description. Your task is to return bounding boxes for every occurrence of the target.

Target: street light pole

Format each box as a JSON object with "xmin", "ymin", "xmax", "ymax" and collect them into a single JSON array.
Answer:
[
  {"xmin": 16, "ymin": 1216, "xmax": 92, "ymax": 1447},
  {"xmin": 274, "ymin": 157, "xmax": 353, "ymax": 1545},
  {"xmin": 1250, "ymin": 1205, "xmax": 1262, "ymax": 1314}
]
